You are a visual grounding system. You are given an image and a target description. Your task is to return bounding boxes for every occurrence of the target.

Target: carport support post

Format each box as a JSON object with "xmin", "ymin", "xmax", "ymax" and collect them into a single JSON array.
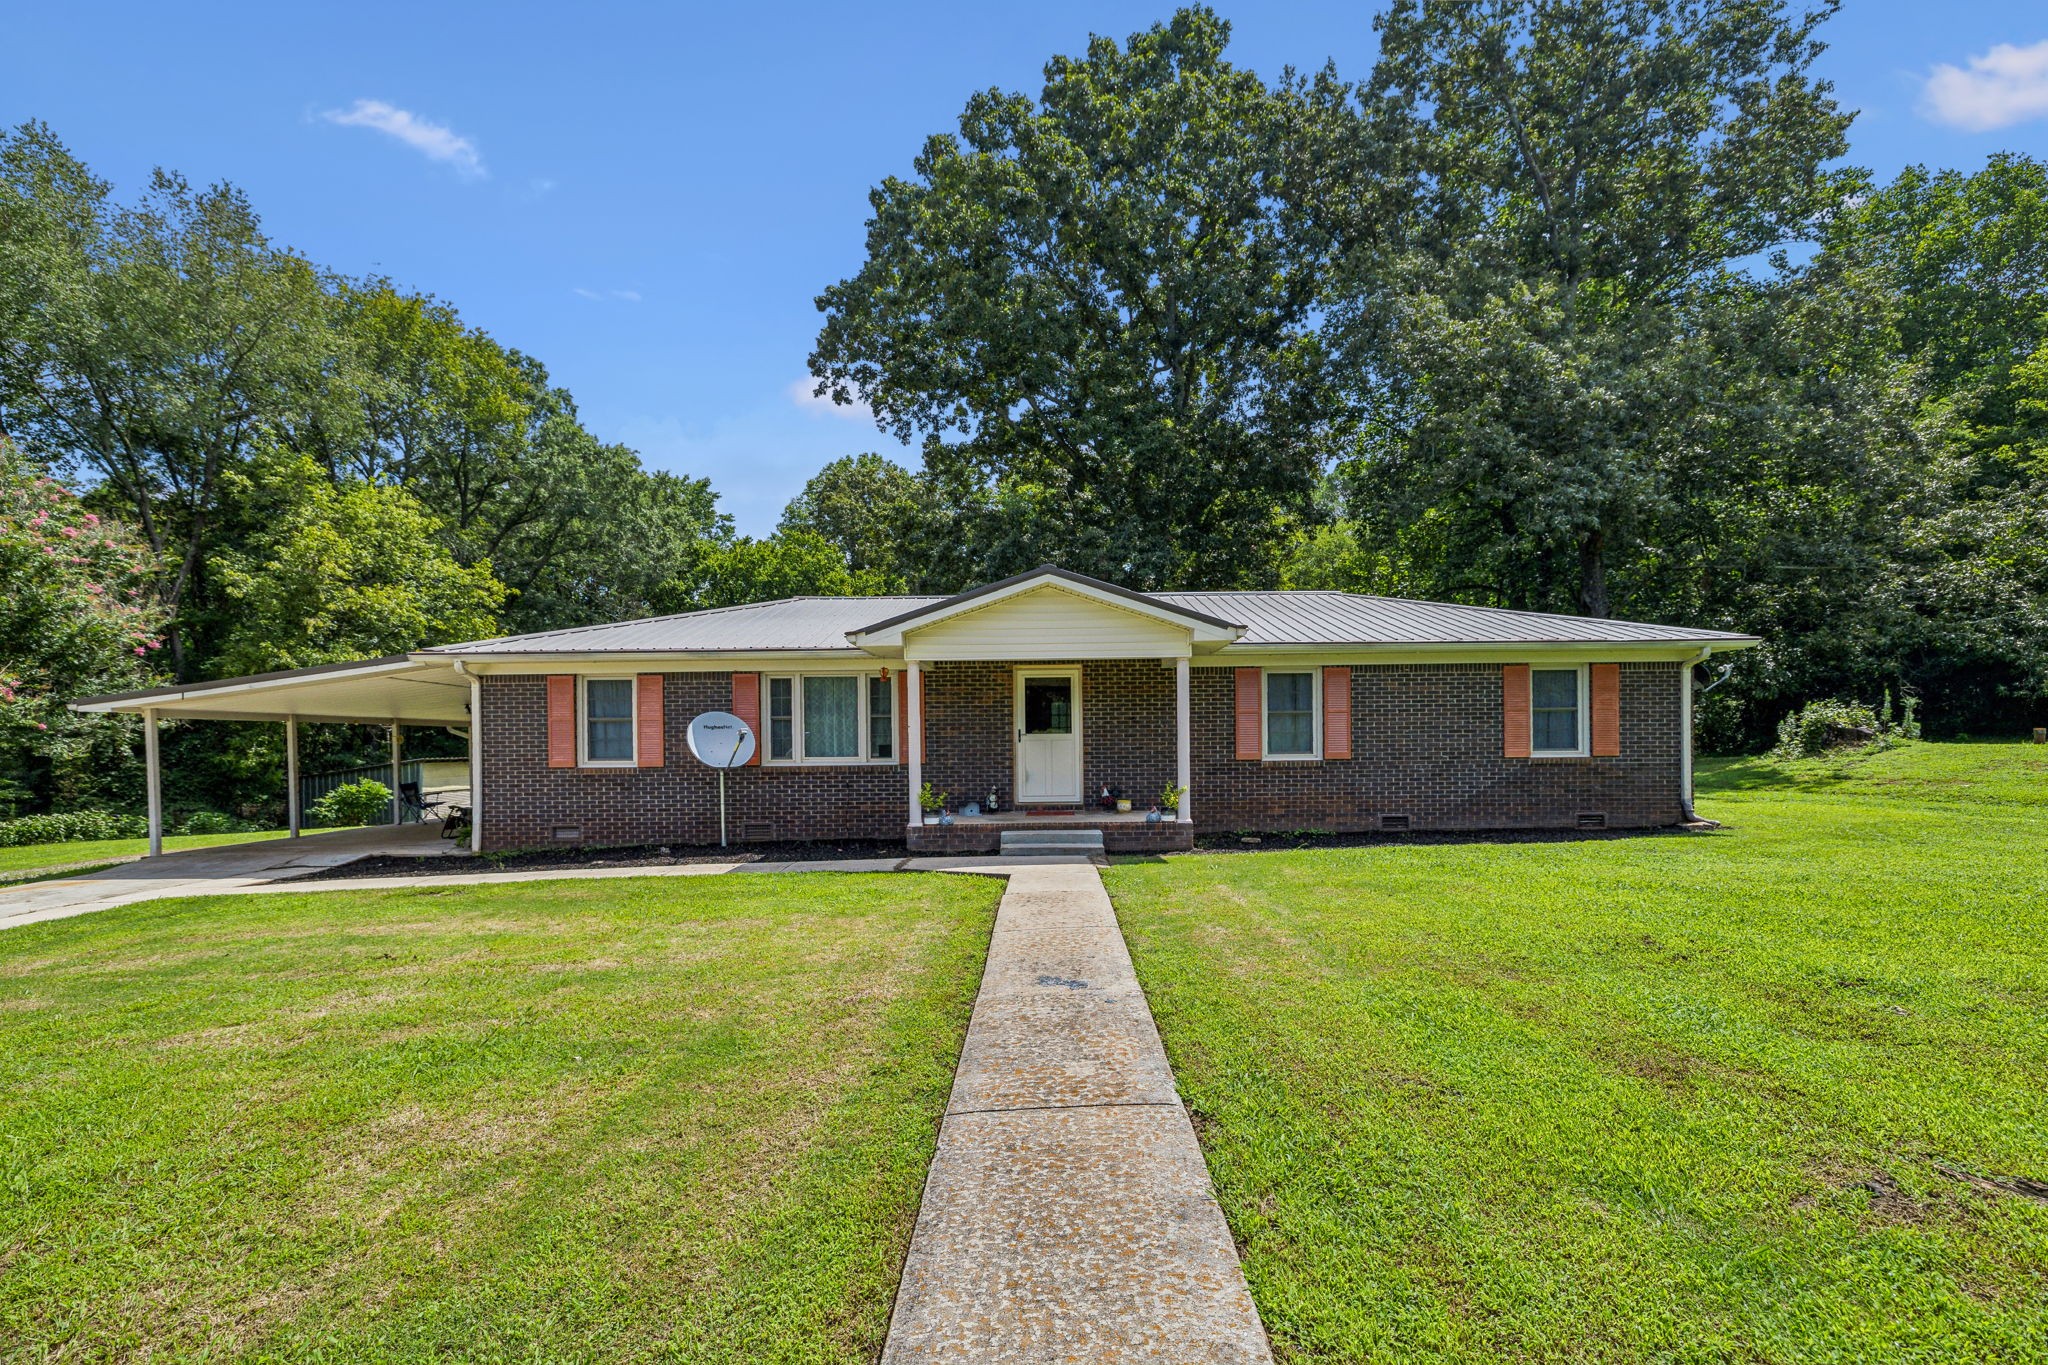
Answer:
[
  {"xmin": 285, "ymin": 717, "xmax": 301, "ymax": 839},
  {"xmin": 143, "ymin": 706, "xmax": 163, "ymax": 857},
  {"xmin": 467, "ymin": 671, "xmax": 482, "ymax": 853},
  {"xmin": 906, "ymin": 661, "xmax": 923, "ymax": 825},
  {"xmin": 1175, "ymin": 656, "xmax": 1192, "ymax": 825},
  {"xmin": 388, "ymin": 724, "xmax": 402, "ymax": 825}
]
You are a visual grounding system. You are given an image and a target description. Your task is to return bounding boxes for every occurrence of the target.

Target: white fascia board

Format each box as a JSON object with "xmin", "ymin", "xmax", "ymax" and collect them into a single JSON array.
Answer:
[
  {"xmin": 69, "ymin": 658, "xmax": 441, "ymax": 714},
  {"xmin": 850, "ymin": 575, "xmax": 1242, "ymax": 648},
  {"xmin": 1198, "ymin": 639, "xmax": 1758, "ymax": 667},
  {"xmin": 436, "ymin": 650, "xmax": 895, "ymax": 674}
]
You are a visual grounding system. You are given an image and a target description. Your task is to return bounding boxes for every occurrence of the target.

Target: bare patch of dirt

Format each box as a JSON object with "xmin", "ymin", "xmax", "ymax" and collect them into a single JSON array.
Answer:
[{"xmin": 1929, "ymin": 1159, "xmax": 2048, "ymax": 1205}]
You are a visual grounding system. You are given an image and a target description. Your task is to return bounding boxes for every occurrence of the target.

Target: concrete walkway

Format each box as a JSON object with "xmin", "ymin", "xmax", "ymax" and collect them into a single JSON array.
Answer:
[
  {"xmin": 883, "ymin": 862, "xmax": 1272, "ymax": 1363},
  {"xmin": 0, "ymin": 824, "xmax": 459, "ymax": 931}
]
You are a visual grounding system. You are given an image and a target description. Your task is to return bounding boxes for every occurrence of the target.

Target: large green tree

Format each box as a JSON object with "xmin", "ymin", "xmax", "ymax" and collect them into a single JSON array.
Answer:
[
  {"xmin": 1342, "ymin": 0, "xmax": 1854, "ymax": 616},
  {"xmin": 0, "ymin": 439, "xmax": 164, "ymax": 812},
  {"xmin": 0, "ymin": 122, "xmax": 340, "ymax": 676},
  {"xmin": 809, "ymin": 7, "xmax": 1362, "ymax": 589},
  {"xmin": 209, "ymin": 451, "xmax": 506, "ymax": 675},
  {"xmin": 318, "ymin": 284, "xmax": 728, "ymax": 633}
]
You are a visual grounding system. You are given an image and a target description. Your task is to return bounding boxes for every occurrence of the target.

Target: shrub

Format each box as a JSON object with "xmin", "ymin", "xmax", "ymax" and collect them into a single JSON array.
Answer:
[
  {"xmin": 1773, "ymin": 699, "xmax": 1883, "ymax": 759},
  {"xmin": 175, "ymin": 810, "xmax": 261, "ymax": 836},
  {"xmin": 0, "ymin": 810, "xmax": 147, "ymax": 847},
  {"xmin": 308, "ymin": 780, "xmax": 392, "ymax": 828}
]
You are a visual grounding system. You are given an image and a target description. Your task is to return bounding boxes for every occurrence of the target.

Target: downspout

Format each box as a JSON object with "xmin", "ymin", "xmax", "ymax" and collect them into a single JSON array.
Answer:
[{"xmin": 1680, "ymin": 646, "xmax": 1712, "ymax": 821}]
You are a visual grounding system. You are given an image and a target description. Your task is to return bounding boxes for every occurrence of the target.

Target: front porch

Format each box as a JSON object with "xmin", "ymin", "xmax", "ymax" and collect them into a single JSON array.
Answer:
[{"xmin": 904, "ymin": 809, "xmax": 1194, "ymax": 855}]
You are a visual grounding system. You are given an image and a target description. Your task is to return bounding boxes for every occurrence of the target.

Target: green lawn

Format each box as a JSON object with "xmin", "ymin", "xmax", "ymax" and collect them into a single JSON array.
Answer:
[
  {"xmin": 0, "ymin": 828, "xmax": 292, "ymax": 879},
  {"xmin": 0, "ymin": 872, "xmax": 999, "ymax": 1363},
  {"xmin": 1107, "ymin": 740, "xmax": 2048, "ymax": 1363}
]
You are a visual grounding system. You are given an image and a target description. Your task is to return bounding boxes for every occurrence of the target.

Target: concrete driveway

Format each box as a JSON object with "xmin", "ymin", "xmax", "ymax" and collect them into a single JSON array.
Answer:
[{"xmin": 0, "ymin": 823, "xmax": 462, "ymax": 932}]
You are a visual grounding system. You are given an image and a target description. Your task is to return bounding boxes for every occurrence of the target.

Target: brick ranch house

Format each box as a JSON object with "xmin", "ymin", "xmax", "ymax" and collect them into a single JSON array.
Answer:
[{"xmin": 75, "ymin": 566, "xmax": 1756, "ymax": 855}]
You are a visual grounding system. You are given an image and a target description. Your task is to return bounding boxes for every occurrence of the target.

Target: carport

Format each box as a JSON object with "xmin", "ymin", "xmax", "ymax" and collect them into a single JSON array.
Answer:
[{"xmin": 70, "ymin": 657, "xmax": 481, "ymax": 856}]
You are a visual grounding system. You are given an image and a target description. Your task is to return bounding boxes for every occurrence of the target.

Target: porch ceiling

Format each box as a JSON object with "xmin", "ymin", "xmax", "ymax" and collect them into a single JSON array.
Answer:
[{"xmin": 69, "ymin": 658, "xmax": 473, "ymax": 726}]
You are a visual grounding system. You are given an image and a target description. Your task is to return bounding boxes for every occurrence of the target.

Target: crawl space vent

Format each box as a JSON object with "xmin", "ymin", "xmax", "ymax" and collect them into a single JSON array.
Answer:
[
  {"xmin": 551, "ymin": 826, "xmax": 583, "ymax": 842},
  {"xmin": 1576, "ymin": 811, "xmax": 1608, "ymax": 830},
  {"xmin": 738, "ymin": 819, "xmax": 776, "ymax": 843},
  {"xmin": 1379, "ymin": 813, "xmax": 1413, "ymax": 831}
]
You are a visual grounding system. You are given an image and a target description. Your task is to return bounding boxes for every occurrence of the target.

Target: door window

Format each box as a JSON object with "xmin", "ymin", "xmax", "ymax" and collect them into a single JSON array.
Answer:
[{"xmin": 1022, "ymin": 677, "xmax": 1072, "ymax": 734}]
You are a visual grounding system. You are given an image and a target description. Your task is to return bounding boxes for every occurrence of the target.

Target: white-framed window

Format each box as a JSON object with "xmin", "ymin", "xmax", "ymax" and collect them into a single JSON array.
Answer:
[
  {"xmin": 1530, "ymin": 664, "xmax": 1589, "ymax": 757},
  {"xmin": 580, "ymin": 676, "xmax": 637, "ymax": 766},
  {"xmin": 1263, "ymin": 668, "xmax": 1320, "ymax": 759},
  {"xmin": 764, "ymin": 672, "xmax": 896, "ymax": 764}
]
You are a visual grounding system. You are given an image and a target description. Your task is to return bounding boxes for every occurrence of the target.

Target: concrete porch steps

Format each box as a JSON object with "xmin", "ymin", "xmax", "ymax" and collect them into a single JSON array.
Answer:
[{"xmin": 998, "ymin": 828, "xmax": 1105, "ymax": 858}]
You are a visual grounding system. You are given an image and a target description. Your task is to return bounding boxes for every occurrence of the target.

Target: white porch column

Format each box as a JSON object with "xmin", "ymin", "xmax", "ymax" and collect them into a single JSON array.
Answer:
[
  {"xmin": 285, "ymin": 717, "xmax": 301, "ymax": 839},
  {"xmin": 1174, "ymin": 656, "xmax": 1192, "ymax": 825},
  {"xmin": 906, "ymin": 661, "xmax": 924, "ymax": 825},
  {"xmin": 388, "ymin": 723, "xmax": 402, "ymax": 825},
  {"xmin": 1680, "ymin": 657, "xmax": 1696, "ymax": 820},
  {"xmin": 468, "ymin": 672, "xmax": 483, "ymax": 853},
  {"xmin": 143, "ymin": 706, "xmax": 163, "ymax": 857}
]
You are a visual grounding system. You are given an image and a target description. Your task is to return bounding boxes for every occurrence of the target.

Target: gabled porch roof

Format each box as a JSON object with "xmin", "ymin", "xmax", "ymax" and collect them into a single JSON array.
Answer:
[{"xmin": 846, "ymin": 565, "xmax": 1247, "ymax": 654}]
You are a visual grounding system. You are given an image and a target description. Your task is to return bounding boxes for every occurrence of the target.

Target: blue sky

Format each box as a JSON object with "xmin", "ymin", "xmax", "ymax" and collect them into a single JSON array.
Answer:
[{"xmin": 8, "ymin": 2, "xmax": 2046, "ymax": 535}]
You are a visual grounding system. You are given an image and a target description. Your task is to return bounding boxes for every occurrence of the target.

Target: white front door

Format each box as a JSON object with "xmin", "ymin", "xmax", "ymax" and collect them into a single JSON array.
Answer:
[{"xmin": 1015, "ymin": 669, "xmax": 1082, "ymax": 804}]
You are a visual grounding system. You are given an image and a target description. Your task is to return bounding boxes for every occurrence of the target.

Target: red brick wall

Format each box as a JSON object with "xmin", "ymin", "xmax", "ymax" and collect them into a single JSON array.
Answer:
[
  {"xmin": 479, "ymin": 673, "xmax": 904, "ymax": 851},
  {"xmin": 478, "ymin": 660, "xmax": 1687, "ymax": 851},
  {"xmin": 1190, "ymin": 661, "xmax": 1684, "ymax": 832}
]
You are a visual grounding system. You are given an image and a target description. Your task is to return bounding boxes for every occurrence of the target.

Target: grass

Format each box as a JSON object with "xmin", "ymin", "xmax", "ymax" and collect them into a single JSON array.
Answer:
[
  {"xmin": 0, "ymin": 827, "xmax": 292, "ymax": 878},
  {"xmin": 1106, "ymin": 740, "xmax": 2048, "ymax": 1363},
  {"xmin": 0, "ymin": 871, "xmax": 1000, "ymax": 1363}
]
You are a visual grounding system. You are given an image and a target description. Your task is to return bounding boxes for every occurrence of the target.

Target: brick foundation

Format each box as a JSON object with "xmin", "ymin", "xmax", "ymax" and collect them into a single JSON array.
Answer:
[
  {"xmin": 904, "ymin": 818, "xmax": 1195, "ymax": 855},
  {"xmin": 478, "ymin": 661, "xmax": 1687, "ymax": 852}
]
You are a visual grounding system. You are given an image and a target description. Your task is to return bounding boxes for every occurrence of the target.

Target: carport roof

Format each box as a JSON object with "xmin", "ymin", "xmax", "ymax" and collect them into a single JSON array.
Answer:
[{"xmin": 69, "ymin": 656, "xmax": 473, "ymax": 725}]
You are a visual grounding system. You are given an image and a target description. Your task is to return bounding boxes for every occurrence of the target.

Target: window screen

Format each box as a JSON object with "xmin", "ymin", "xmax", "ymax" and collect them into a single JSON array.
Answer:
[
  {"xmin": 1266, "ymin": 672, "xmax": 1315, "ymax": 755},
  {"xmin": 867, "ymin": 675, "xmax": 894, "ymax": 759},
  {"xmin": 584, "ymin": 679, "xmax": 634, "ymax": 762},
  {"xmin": 768, "ymin": 677, "xmax": 795, "ymax": 760},
  {"xmin": 1531, "ymin": 668, "xmax": 1581, "ymax": 752}
]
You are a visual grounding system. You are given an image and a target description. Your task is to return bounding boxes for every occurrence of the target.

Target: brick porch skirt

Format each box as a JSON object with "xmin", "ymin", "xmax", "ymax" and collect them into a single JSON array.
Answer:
[{"xmin": 905, "ymin": 818, "xmax": 1195, "ymax": 855}]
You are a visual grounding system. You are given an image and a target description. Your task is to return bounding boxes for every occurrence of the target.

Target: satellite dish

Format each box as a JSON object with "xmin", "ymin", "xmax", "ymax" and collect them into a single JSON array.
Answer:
[{"xmin": 687, "ymin": 710, "xmax": 757, "ymax": 769}]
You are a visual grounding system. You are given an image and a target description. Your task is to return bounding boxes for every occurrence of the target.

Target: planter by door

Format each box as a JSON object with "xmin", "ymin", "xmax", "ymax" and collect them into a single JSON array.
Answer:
[{"xmin": 1015, "ymin": 668, "xmax": 1082, "ymax": 803}]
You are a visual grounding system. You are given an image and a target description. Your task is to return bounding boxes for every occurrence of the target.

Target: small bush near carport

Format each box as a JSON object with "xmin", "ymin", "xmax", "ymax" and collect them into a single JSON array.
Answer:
[{"xmin": 307, "ymin": 779, "xmax": 391, "ymax": 827}]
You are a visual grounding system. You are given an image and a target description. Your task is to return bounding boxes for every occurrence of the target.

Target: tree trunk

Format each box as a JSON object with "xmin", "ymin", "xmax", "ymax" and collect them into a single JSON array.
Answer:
[{"xmin": 1577, "ymin": 528, "xmax": 1609, "ymax": 618}]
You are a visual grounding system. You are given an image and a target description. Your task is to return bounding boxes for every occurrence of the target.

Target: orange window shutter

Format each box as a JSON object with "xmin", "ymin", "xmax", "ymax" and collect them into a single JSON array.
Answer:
[
  {"xmin": 636, "ymin": 674, "xmax": 665, "ymax": 767},
  {"xmin": 896, "ymin": 670, "xmax": 910, "ymax": 766},
  {"xmin": 1591, "ymin": 664, "xmax": 1621, "ymax": 757},
  {"xmin": 731, "ymin": 672, "xmax": 761, "ymax": 767},
  {"xmin": 1322, "ymin": 667, "xmax": 1352, "ymax": 759},
  {"xmin": 1502, "ymin": 664, "xmax": 1531, "ymax": 759},
  {"xmin": 1234, "ymin": 668, "xmax": 1262, "ymax": 760},
  {"xmin": 545, "ymin": 675, "xmax": 576, "ymax": 768}
]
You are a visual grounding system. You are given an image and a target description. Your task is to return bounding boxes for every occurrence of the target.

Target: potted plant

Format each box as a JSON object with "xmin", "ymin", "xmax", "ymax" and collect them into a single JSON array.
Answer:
[
  {"xmin": 918, "ymin": 782, "xmax": 949, "ymax": 824},
  {"xmin": 1159, "ymin": 782, "xmax": 1187, "ymax": 816}
]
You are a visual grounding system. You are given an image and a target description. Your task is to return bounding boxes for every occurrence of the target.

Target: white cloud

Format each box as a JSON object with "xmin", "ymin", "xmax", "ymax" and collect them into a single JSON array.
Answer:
[
  {"xmin": 787, "ymin": 376, "xmax": 872, "ymax": 421},
  {"xmin": 1921, "ymin": 39, "xmax": 2048, "ymax": 131},
  {"xmin": 574, "ymin": 287, "xmax": 642, "ymax": 303},
  {"xmin": 322, "ymin": 99, "xmax": 486, "ymax": 178}
]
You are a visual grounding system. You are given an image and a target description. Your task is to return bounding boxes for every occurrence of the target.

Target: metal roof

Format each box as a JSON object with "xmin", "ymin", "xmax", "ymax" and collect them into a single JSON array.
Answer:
[
  {"xmin": 1154, "ymin": 591, "xmax": 1755, "ymax": 647},
  {"xmin": 420, "ymin": 596, "xmax": 947, "ymax": 655},
  {"xmin": 418, "ymin": 582, "xmax": 1752, "ymax": 656}
]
